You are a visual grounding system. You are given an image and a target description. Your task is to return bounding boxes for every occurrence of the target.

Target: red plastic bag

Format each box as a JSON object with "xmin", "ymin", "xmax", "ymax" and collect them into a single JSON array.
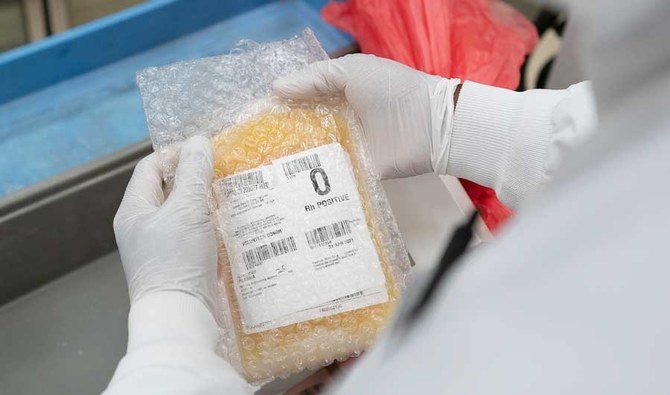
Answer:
[{"xmin": 322, "ymin": 0, "xmax": 538, "ymax": 231}]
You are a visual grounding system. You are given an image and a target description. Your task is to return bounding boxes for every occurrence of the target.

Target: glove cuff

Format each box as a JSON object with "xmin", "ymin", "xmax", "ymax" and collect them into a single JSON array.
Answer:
[
  {"xmin": 447, "ymin": 81, "xmax": 565, "ymax": 208},
  {"xmin": 430, "ymin": 77, "xmax": 461, "ymax": 175},
  {"xmin": 127, "ymin": 291, "xmax": 220, "ymax": 352}
]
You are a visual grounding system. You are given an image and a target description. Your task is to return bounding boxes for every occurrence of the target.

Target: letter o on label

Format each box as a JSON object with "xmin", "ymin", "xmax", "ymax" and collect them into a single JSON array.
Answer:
[{"xmin": 310, "ymin": 168, "xmax": 331, "ymax": 195}]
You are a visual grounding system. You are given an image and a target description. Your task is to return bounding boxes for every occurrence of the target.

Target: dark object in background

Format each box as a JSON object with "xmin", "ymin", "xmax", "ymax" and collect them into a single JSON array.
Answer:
[
  {"xmin": 518, "ymin": 5, "xmax": 566, "ymax": 90},
  {"xmin": 405, "ymin": 211, "xmax": 479, "ymax": 324}
]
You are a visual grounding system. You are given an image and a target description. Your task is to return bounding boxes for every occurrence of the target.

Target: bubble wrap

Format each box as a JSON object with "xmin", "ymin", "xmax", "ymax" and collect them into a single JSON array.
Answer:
[{"xmin": 136, "ymin": 30, "xmax": 411, "ymax": 383}]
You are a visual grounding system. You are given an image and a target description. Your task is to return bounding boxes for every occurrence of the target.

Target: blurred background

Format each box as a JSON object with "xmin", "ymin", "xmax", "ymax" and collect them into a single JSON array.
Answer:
[{"xmin": 0, "ymin": 0, "xmax": 543, "ymax": 51}]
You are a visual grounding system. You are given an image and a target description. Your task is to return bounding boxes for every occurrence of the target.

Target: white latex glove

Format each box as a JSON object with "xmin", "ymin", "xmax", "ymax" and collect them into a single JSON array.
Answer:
[
  {"xmin": 273, "ymin": 54, "xmax": 461, "ymax": 178},
  {"xmin": 113, "ymin": 136, "xmax": 218, "ymax": 313}
]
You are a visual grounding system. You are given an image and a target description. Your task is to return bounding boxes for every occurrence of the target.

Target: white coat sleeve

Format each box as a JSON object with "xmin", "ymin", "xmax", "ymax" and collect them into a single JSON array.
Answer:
[
  {"xmin": 103, "ymin": 292, "xmax": 254, "ymax": 395},
  {"xmin": 446, "ymin": 81, "xmax": 597, "ymax": 209}
]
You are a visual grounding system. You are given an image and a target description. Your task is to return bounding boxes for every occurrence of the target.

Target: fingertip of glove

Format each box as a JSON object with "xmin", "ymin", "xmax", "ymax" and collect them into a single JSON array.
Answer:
[
  {"xmin": 134, "ymin": 153, "xmax": 161, "ymax": 176},
  {"xmin": 272, "ymin": 60, "xmax": 331, "ymax": 99},
  {"xmin": 272, "ymin": 76, "xmax": 302, "ymax": 98},
  {"xmin": 175, "ymin": 136, "xmax": 214, "ymax": 190},
  {"xmin": 183, "ymin": 135, "xmax": 211, "ymax": 150},
  {"xmin": 181, "ymin": 136, "xmax": 213, "ymax": 162}
]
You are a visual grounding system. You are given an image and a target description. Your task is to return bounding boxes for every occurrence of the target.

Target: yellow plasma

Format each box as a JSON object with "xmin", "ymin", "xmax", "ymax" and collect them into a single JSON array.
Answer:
[{"xmin": 213, "ymin": 107, "xmax": 399, "ymax": 382}]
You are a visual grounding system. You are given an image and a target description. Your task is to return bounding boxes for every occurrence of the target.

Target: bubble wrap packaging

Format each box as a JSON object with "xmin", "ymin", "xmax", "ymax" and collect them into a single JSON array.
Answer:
[{"xmin": 136, "ymin": 30, "xmax": 411, "ymax": 383}]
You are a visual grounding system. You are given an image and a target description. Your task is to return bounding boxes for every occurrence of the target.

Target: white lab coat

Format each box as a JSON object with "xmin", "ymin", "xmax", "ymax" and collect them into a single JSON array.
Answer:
[{"xmin": 105, "ymin": 0, "xmax": 670, "ymax": 393}]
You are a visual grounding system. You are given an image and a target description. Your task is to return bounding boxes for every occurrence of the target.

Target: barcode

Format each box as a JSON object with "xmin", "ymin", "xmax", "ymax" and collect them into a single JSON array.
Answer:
[
  {"xmin": 320, "ymin": 290, "xmax": 370, "ymax": 312},
  {"xmin": 282, "ymin": 153, "xmax": 321, "ymax": 177},
  {"xmin": 243, "ymin": 236, "xmax": 298, "ymax": 270},
  {"xmin": 305, "ymin": 220, "xmax": 353, "ymax": 249},
  {"xmin": 222, "ymin": 170, "xmax": 265, "ymax": 195},
  {"xmin": 332, "ymin": 291, "xmax": 364, "ymax": 302}
]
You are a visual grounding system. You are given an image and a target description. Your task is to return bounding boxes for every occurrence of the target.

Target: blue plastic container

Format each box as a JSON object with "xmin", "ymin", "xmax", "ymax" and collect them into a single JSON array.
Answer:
[{"xmin": 0, "ymin": 0, "xmax": 352, "ymax": 197}]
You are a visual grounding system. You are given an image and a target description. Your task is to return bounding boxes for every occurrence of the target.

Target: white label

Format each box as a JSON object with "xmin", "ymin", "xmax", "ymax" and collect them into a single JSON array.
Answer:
[{"xmin": 214, "ymin": 143, "xmax": 388, "ymax": 333}]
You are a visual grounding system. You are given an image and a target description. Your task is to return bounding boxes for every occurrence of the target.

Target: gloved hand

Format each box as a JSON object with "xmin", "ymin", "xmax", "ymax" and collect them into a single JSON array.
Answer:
[
  {"xmin": 113, "ymin": 136, "xmax": 218, "ymax": 313},
  {"xmin": 273, "ymin": 54, "xmax": 461, "ymax": 178}
]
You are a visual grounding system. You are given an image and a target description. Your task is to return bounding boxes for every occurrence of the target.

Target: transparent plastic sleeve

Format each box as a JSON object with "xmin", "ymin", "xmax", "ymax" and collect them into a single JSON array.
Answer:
[{"xmin": 136, "ymin": 30, "xmax": 411, "ymax": 383}]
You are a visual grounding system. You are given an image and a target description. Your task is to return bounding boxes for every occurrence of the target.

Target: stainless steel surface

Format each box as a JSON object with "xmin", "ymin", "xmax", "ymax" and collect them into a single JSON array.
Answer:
[
  {"xmin": 0, "ymin": 141, "xmax": 150, "ymax": 305},
  {"xmin": 0, "ymin": 252, "xmax": 128, "ymax": 395}
]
